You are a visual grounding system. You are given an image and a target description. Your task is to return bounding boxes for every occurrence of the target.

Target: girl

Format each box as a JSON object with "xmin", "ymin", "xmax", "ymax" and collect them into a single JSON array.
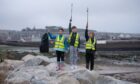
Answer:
[{"xmin": 85, "ymin": 27, "xmax": 97, "ymax": 70}]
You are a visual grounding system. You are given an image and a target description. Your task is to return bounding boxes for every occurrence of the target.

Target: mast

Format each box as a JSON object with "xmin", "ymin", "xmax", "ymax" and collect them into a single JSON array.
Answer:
[
  {"xmin": 68, "ymin": 3, "xmax": 73, "ymax": 33},
  {"xmin": 86, "ymin": 8, "xmax": 89, "ymax": 29}
]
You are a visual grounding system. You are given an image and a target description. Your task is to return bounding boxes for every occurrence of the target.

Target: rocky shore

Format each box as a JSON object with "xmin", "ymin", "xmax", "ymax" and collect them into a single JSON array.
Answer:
[{"xmin": 0, "ymin": 54, "xmax": 138, "ymax": 84}]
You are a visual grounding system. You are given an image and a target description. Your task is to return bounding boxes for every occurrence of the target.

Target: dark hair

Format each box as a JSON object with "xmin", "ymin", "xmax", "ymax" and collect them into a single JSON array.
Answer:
[
  {"xmin": 72, "ymin": 26, "xmax": 77, "ymax": 30},
  {"xmin": 58, "ymin": 28, "xmax": 64, "ymax": 32}
]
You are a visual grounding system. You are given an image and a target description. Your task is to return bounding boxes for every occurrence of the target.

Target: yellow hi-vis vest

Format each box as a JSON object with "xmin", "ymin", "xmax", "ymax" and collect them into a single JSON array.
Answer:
[
  {"xmin": 54, "ymin": 35, "xmax": 65, "ymax": 49},
  {"xmin": 68, "ymin": 32, "xmax": 80, "ymax": 47},
  {"xmin": 86, "ymin": 37, "xmax": 96, "ymax": 50}
]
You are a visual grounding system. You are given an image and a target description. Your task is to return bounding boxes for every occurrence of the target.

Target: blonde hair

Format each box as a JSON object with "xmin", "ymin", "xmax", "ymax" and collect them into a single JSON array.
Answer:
[{"xmin": 89, "ymin": 32, "xmax": 94, "ymax": 37}]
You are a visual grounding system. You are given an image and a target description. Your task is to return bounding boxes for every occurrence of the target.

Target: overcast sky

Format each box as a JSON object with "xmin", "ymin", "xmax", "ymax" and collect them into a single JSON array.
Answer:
[{"xmin": 0, "ymin": 0, "xmax": 140, "ymax": 33}]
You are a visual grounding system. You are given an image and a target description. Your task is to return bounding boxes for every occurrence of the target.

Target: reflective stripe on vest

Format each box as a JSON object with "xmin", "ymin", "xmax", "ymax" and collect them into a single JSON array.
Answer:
[
  {"xmin": 54, "ymin": 35, "xmax": 65, "ymax": 49},
  {"xmin": 68, "ymin": 32, "xmax": 79, "ymax": 47},
  {"xmin": 86, "ymin": 37, "xmax": 96, "ymax": 50}
]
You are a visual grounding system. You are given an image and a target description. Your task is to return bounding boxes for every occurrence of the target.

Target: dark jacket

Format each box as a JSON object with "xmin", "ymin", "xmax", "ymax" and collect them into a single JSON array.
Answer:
[
  {"xmin": 69, "ymin": 32, "xmax": 80, "ymax": 48},
  {"xmin": 40, "ymin": 33, "xmax": 49, "ymax": 53}
]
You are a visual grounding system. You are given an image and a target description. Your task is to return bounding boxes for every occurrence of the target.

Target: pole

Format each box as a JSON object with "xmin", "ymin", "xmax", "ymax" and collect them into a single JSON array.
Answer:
[
  {"xmin": 70, "ymin": 3, "xmax": 73, "ymax": 22},
  {"xmin": 86, "ymin": 8, "xmax": 89, "ymax": 29},
  {"xmin": 69, "ymin": 3, "xmax": 73, "ymax": 33}
]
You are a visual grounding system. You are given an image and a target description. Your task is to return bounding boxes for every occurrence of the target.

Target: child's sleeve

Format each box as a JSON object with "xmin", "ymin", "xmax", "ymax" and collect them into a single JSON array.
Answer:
[
  {"xmin": 85, "ymin": 28, "xmax": 89, "ymax": 41},
  {"xmin": 48, "ymin": 32, "xmax": 57, "ymax": 39},
  {"xmin": 64, "ymin": 38, "xmax": 69, "ymax": 50}
]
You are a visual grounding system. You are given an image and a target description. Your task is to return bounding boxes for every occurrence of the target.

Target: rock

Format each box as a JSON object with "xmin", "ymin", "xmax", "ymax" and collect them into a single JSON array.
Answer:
[
  {"xmin": 0, "ymin": 67, "xmax": 9, "ymax": 83},
  {"xmin": 24, "ymin": 56, "xmax": 50, "ymax": 66},
  {"xmin": 5, "ymin": 66, "xmax": 50, "ymax": 84},
  {"xmin": 5, "ymin": 71, "xmax": 32, "ymax": 84},
  {"xmin": 31, "ymin": 76, "xmax": 58, "ymax": 84},
  {"xmin": 4, "ymin": 59, "xmax": 24, "ymax": 69},
  {"xmin": 46, "ymin": 63, "xmax": 58, "ymax": 76},
  {"xmin": 58, "ymin": 76, "xmax": 80, "ymax": 84},
  {"xmin": 91, "ymin": 70, "xmax": 100, "ymax": 83},
  {"xmin": 0, "ymin": 59, "xmax": 24, "ymax": 72},
  {"xmin": 5, "ymin": 55, "xmax": 137, "ymax": 84},
  {"xmin": 0, "ymin": 61, "xmax": 18, "ymax": 84},
  {"xmin": 46, "ymin": 63, "xmax": 72, "ymax": 76},
  {"xmin": 0, "ymin": 62, "xmax": 13, "ymax": 71},
  {"xmin": 22, "ymin": 54, "xmax": 35, "ymax": 62},
  {"xmin": 49, "ymin": 57, "xmax": 57, "ymax": 63},
  {"xmin": 72, "ymin": 69, "xmax": 98, "ymax": 84},
  {"xmin": 96, "ymin": 76, "xmax": 136, "ymax": 84},
  {"xmin": 24, "ymin": 57, "xmax": 43, "ymax": 66},
  {"xmin": 36, "ymin": 55, "xmax": 50, "ymax": 64},
  {"xmin": 31, "ymin": 79, "xmax": 48, "ymax": 84}
]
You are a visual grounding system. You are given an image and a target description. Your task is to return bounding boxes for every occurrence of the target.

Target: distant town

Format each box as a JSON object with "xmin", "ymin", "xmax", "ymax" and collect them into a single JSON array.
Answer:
[{"xmin": 0, "ymin": 26, "xmax": 140, "ymax": 42}]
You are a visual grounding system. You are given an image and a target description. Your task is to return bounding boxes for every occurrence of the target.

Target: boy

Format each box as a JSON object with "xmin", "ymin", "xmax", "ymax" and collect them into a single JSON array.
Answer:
[
  {"xmin": 48, "ymin": 28, "xmax": 68, "ymax": 71},
  {"xmin": 68, "ymin": 26, "xmax": 80, "ymax": 69}
]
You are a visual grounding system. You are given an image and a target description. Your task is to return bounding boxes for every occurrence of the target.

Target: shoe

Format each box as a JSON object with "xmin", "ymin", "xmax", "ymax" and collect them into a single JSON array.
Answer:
[
  {"xmin": 74, "ymin": 65, "xmax": 77, "ymax": 69},
  {"xmin": 56, "ymin": 64, "xmax": 60, "ymax": 71},
  {"xmin": 56, "ymin": 68, "xmax": 60, "ymax": 71},
  {"xmin": 56, "ymin": 66, "xmax": 60, "ymax": 71},
  {"xmin": 70, "ymin": 66, "xmax": 74, "ymax": 70},
  {"xmin": 60, "ymin": 64, "xmax": 64, "ymax": 71}
]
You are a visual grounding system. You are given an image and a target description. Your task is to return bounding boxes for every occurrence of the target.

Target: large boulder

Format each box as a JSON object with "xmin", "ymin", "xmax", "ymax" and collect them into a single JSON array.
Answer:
[
  {"xmin": 21, "ymin": 54, "xmax": 35, "ymax": 62},
  {"xmin": 58, "ymin": 75, "xmax": 80, "ymax": 84},
  {"xmin": 46, "ymin": 63, "xmax": 58, "ymax": 76},
  {"xmin": 24, "ymin": 55, "xmax": 50, "ymax": 66},
  {"xmin": 5, "ymin": 71, "xmax": 32, "ymax": 84},
  {"xmin": 31, "ymin": 76, "xmax": 58, "ymax": 84},
  {"xmin": 36, "ymin": 55, "xmax": 50, "ymax": 64},
  {"xmin": 5, "ymin": 66, "xmax": 50, "ymax": 84},
  {"xmin": 0, "ymin": 60, "xmax": 24, "ymax": 84},
  {"xmin": 24, "ymin": 57, "xmax": 45, "ymax": 66},
  {"xmin": 0, "ymin": 59, "xmax": 24, "ymax": 80},
  {"xmin": 0, "ymin": 62, "xmax": 13, "ymax": 71},
  {"xmin": 49, "ymin": 57, "xmax": 57, "ymax": 63},
  {"xmin": 0, "ymin": 62, "xmax": 12, "ymax": 83},
  {"xmin": 4, "ymin": 59, "xmax": 24, "ymax": 69},
  {"xmin": 71, "ymin": 69, "xmax": 99, "ymax": 84},
  {"xmin": 96, "ymin": 76, "xmax": 136, "ymax": 84},
  {"xmin": 46, "ymin": 63, "xmax": 71, "ymax": 76},
  {"xmin": 5, "ymin": 55, "xmax": 137, "ymax": 84}
]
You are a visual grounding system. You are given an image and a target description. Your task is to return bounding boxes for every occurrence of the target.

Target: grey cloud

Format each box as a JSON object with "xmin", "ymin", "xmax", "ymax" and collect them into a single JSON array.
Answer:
[{"xmin": 0, "ymin": 0, "xmax": 140, "ymax": 33}]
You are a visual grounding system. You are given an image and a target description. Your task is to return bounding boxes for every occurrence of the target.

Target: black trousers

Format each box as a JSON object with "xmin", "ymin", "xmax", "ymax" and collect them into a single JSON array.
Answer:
[
  {"xmin": 85, "ymin": 50, "xmax": 95, "ymax": 70},
  {"xmin": 56, "ymin": 51, "xmax": 64, "ymax": 62}
]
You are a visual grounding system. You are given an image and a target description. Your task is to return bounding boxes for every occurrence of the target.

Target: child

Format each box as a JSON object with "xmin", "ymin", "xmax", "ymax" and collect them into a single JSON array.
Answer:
[
  {"xmin": 85, "ymin": 27, "xmax": 97, "ymax": 70},
  {"xmin": 68, "ymin": 26, "xmax": 80, "ymax": 69},
  {"xmin": 48, "ymin": 28, "xmax": 68, "ymax": 71}
]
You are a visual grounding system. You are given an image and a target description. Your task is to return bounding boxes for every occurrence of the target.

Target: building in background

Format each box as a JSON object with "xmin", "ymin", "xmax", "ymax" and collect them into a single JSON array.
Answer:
[{"xmin": 0, "ymin": 26, "xmax": 140, "ymax": 42}]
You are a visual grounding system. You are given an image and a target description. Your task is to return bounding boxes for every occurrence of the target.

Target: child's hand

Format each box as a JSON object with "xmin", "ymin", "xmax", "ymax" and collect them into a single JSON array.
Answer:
[{"xmin": 50, "ymin": 40, "xmax": 54, "ymax": 44}]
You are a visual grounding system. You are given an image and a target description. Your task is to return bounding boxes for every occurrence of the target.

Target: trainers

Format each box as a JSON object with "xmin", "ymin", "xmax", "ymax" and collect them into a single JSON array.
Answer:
[
  {"xmin": 60, "ymin": 64, "xmax": 64, "ymax": 71},
  {"xmin": 74, "ymin": 65, "xmax": 77, "ymax": 69},
  {"xmin": 70, "ymin": 66, "xmax": 74, "ymax": 70},
  {"xmin": 56, "ymin": 66, "xmax": 60, "ymax": 71},
  {"xmin": 56, "ymin": 62, "xmax": 61, "ymax": 71}
]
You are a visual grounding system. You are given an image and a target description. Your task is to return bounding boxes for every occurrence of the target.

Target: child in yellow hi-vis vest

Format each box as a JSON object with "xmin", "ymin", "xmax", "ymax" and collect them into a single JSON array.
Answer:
[
  {"xmin": 85, "ymin": 27, "xmax": 97, "ymax": 70},
  {"xmin": 48, "ymin": 28, "xmax": 68, "ymax": 71},
  {"xmin": 68, "ymin": 26, "xmax": 80, "ymax": 69}
]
